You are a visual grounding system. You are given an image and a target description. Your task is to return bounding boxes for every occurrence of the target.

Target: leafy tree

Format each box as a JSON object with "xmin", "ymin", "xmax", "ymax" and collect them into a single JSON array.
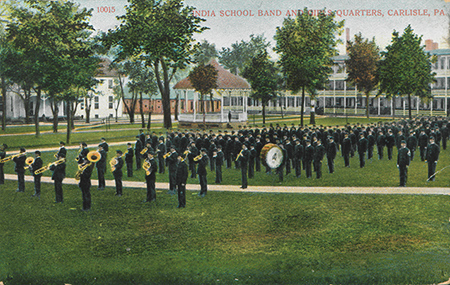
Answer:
[
  {"xmin": 219, "ymin": 34, "xmax": 270, "ymax": 75},
  {"xmin": 193, "ymin": 40, "xmax": 218, "ymax": 65},
  {"xmin": 188, "ymin": 64, "xmax": 218, "ymax": 128},
  {"xmin": 274, "ymin": 8, "xmax": 344, "ymax": 126},
  {"xmin": 345, "ymin": 33, "xmax": 380, "ymax": 119},
  {"xmin": 378, "ymin": 25, "xmax": 436, "ymax": 120},
  {"xmin": 104, "ymin": 0, "xmax": 207, "ymax": 129},
  {"xmin": 242, "ymin": 50, "xmax": 280, "ymax": 124}
]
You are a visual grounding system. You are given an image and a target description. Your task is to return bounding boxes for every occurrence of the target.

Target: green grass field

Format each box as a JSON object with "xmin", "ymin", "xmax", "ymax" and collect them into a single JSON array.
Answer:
[{"xmin": 0, "ymin": 180, "xmax": 449, "ymax": 284}]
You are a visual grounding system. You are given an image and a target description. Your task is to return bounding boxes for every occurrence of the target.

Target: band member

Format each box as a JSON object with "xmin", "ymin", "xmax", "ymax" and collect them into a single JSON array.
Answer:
[
  {"xmin": 30, "ymin": 151, "xmax": 43, "ymax": 197},
  {"xmin": 367, "ymin": 131, "xmax": 375, "ymax": 161},
  {"xmin": 13, "ymin": 148, "xmax": 27, "ymax": 192},
  {"xmin": 294, "ymin": 139, "xmax": 303, "ymax": 178},
  {"xmin": 326, "ymin": 136, "xmax": 337, "ymax": 174},
  {"xmin": 406, "ymin": 131, "xmax": 417, "ymax": 161},
  {"xmin": 113, "ymin": 150, "xmax": 124, "ymax": 196},
  {"xmin": 50, "ymin": 154, "xmax": 66, "ymax": 203},
  {"xmin": 397, "ymin": 140, "xmax": 411, "ymax": 187},
  {"xmin": 277, "ymin": 143, "xmax": 287, "ymax": 182},
  {"xmin": 125, "ymin": 143, "xmax": 134, "ymax": 177},
  {"xmin": 78, "ymin": 157, "xmax": 94, "ymax": 211},
  {"xmin": 237, "ymin": 144, "xmax": 249, "ymax": 188},
  {"xmin": 304, "ymin": 140, "xmax": 314, "ymax": 178},
  {"xmin": 342, "ymin": 133, "xmax": 351, "ymax": 167},
  {"xmin": 188, "ymin": 141, "xmax": 199, "ymax": 178},
  {"xmin": 77, "ymin": 142, "xmax": 89, "ymax": 164},
  {"xmin": 377, "ymin": 131, "xmax": 385, "ymax": 160},
  {"xmin": 134, "ymin": 135, "xmax": 143, "ymax": 170},
  {"xmin": 248, "ymin": 144, "xmax": 256, "ymax": 179},
  {"xmin": 195, "ymin": 148, "xmax": 208, "ymax": 197},
  {"xmin": 57, "ymin": 141, "xmax": 67, "ymax": 158},
  {"xmin": 357, "ymin": 133, "xmax": 368, "ymax": 168},
  {"xmin": 143, "ymin": 151, "xmax": 157, "ymax": 203},
  {"xmin": 419, "ymin": 130, "xmax": 428, "ymax": 161},
  {"xmin": 313, "ymin": 139, "xmax": 325, "ymax": 179},
  {"xmin": 157, "ymin": 138, "xmax": 166, "ymax": 174},
  {"xmin": 386, "ymin": 130, "xmax": 395, "ymax": 160},
  {"xmin": 166, "ymin": 145, "xmax": 178, "ymax": 195},
  {"xmin": 0, "ymin": 144, "xmax": 7, "ymax": 184},
  {"xmin": 214, "ymin": 146, "xmax": 224, "ymax": 184},
  {"xmin": 176, "ymin": 153, "xmax": 188, "ymax": 208},
  {"xmin": 426, "ymin": 136, "xmax": 440, "ymax": 181},
  {"xmin": 99, "ymin": 137, "xmax": 109, "ymax": 158},
  {"xmin": 96, "ymin": 145, "xmax": 107, "ymax": 190}
]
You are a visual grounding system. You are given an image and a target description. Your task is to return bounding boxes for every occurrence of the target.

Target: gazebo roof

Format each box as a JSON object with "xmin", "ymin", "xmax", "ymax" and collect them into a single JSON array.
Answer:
[{"xmin": 173, "ymin": 59, "xmax": 251, "ymax": 90}]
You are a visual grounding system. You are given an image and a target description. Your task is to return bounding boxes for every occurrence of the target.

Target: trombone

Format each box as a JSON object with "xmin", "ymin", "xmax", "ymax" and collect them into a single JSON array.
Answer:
[
  {"xmin": 0, "ymin": 152, "xmax": 26, "ymax": 163},
  {"xmin": 75, "ymin": 150, "xmax": 101, "ymax": 180},
  {"xmin": 34, "ymin": 158, "xmax": 66, "ymax": 175}
]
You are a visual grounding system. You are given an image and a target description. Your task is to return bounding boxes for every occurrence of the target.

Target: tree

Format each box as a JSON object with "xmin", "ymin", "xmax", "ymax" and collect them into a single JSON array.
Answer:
[
  {"xmin": 378, "ymin": 25, "xmax": 436, "ymax": 120},
  {"xmin": 274, "ymin": 8, "xmax": 344, "ymax": 126},
  {"xmin": 104, "ymin": 0, "xmax": 207, "ymax": 129},
  {"xmin": 242, "ymin": 50, "xmax": 280, "ymax": 124},
  {"xmin": 219, "ymin": 34, "xmax": 270, "ymax": 75},
  {"xmin": 193, "ymin": 40, "xmax": 218, "ymax": 65},
  {"xmin": 188, "ymin": 64, "xmax": 218, "ymax": 128},
  {"xmin": 345, "ymin": 33, "xmax": 380, "ymax": 119}
]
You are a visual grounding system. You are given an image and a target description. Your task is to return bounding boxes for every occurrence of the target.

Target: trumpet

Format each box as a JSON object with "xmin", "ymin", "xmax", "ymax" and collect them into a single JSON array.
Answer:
[
  {"xmin": 163, "ymin": 152, "xmax": 171, "ymax": 159},
  {"xmin": 74, "ymin": 150, "xmax": 101, "ymax": 180},
  {"xmin": 193, "ymin": 154, "xmax": 202, "ymax": 161},
  {"xmin": 34, "ymin": 158, "xmax": 65, "ymax": 175},
  {"xmin": 181, "ymin": 150, "xmax": 190, "ymax": 162},
  {"xmin": 24, "ymin": 156, "xmax": 35, "ymax": 169},
  {"xmin": 142, "ymin": 160, "xmax": 152, "ymax": 176},
  {"xmin": 0, "ymin": 152, "xmax": 26, "ymax": 163},
  {"xmin": 110, "ymin": 157, "xmax": 118, "ymax": 172},
  {"xmin": 235, "ymin": 150, "xmax": 243, "ymax": 161},
  {"xmin": 140, "ymin": 147, "xmax": 148, "ymax": 155}
]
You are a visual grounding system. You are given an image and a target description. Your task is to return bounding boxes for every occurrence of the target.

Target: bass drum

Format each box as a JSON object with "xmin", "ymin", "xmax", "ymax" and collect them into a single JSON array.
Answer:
[{"xmin": 260, "ymin": 143, "xmax": 283, "ymax": 169}]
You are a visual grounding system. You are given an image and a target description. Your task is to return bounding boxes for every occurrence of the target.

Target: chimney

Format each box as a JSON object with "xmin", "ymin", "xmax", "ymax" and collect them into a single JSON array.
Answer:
[{"xmin": 346, "ymin": 28, "xmax": 350, "ymax": 54}]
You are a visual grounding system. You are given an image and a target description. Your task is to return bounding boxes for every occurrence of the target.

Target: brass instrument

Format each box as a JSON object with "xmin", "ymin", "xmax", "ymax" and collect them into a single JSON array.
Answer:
[
  {"xmin": 74, "ymin": 147, "xmax": 83, "ymax": 162},
  {"xmin": 193, "ymin": 154, "xmax": 202, "ymax": 161},
  {"xmin": 24, "ymin": 157, "xmax": 35, "ymax": 169},
  {"xmin": 0, "ymin": 152, "xmax": 26, "ymax": 163},
  {"xmin": 142, "ymin": 160, "xmax": 152, "ymax": 176},
  {"xmin": 34, "ymin": 158, "xmax": 65, "ymax": 175},
  {"xmin": 53, "ymin": 153, "xmax": 58, "ymax": 158},
  {"xmin": 181, "ymin": 150, "xmax": 189, "ymax": 162},
  {"xmin": 163, "ymin": 152, "xmax": 171, "ymax": 159},
  {"xmin": 140, "ymin": 147, "xmax": 148, "ymax": 155},
  {"xmin": 235, "ymin": 150, "xmax": 243, "ymax": 161},
  {"xmin": 74, "ymin": 150, "xmax": 101, "ymax": 180},
  {"xmin": 110, "ymin": 157, "xmax": 118, "ymax": 172}
]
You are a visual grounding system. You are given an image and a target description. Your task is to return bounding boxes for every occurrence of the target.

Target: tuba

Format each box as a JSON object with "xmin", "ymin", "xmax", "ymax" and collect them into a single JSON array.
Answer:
[
  {"xmin": 24, "ymin": 156, "xmax": 35, "ymax": 169},
  {"xmin": 34, "ymin": 158, "xmax": 65, "ymax": 175},
  {"xmin": 74, "ymin": 151, "xmax": 101, "ymax": 180},
  {"xmin": 0, "ymin": 152, "xmax": 26, "ymax": 163},
  {"xmin": 110, "ymin": 157, "xmax": 117, "ymax": 172},
  {"xmin": 142, "ymin": 160, "xmax": 152, "ymax": 176}
]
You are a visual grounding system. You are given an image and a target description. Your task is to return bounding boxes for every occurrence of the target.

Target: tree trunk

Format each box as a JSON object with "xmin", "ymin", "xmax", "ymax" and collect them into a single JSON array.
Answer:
[
  {"xmin": 392, "ymin": 95, "xmax": 395, "ymax": 120},
  {"xmin": 408, "ymin": 93, "xmax": 412, "ymax": 120},
  {"xmin": 1, "ymin": 76, "xmax": 6, "ymax": 131},
  {"xmin": 71, "ymin": 102, "xmax": 77, "ymax": 130},
  {"xmin": 23, "ymin": 88, "xmax": 31, "ymax": 124},
  {"xmin": 66, "ymin": 101, "xmax": 71, "ymax": 144},
  {"xmin": 154, "ymin": 58, "xmax": 172, "ymax": 129},
  {"xmin": 262, "ymin": 102, "xmax": 266, "ymax": 125},
  {"xmin": 174, "ymin": 93, "xmax": 179, "ymax": 121},
  {"xmin": 147, "ymin": 111, "xmax": 152, "ymax": 131},
  {"xmin": 85, "ymin": 97, "xmax": 91, "ymax": 124},
  {"xmin": 300, "ymin": 86, "xmax": 305, "ymax": 126},
  {"xmin": 50, "ymin": 100, "xmax": 59, "ymax": 133},
  {"xmin": 366, "ymin": 93, "xmax": 370, "ymax": 119},
  {"xmin": 139, "ymin": 92, "xmax": 145, "ymax": 128},
  {"xmin": 202, "ymin": 94, "xmax": 206, "ymax": 129},
  {"xmin": 34, "ymin": 87, "xmax": 41, "ymax": 137}
]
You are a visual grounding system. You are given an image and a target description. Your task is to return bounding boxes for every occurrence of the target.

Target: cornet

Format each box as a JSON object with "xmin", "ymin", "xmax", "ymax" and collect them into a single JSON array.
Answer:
[{"xmin": 34, "ymin": 158, "xmax": 65, "ymax": 175}]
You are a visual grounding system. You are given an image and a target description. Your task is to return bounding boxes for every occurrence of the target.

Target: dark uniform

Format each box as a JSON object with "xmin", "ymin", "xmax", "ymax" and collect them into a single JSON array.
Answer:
[
  {"xmin": 385, "ymin": 132, "xmax": 395, "ymax": 160},
  {"xmin": 134, "ymin": 137, "xmax": 143, "ymax": 170},
  {"xmin": 0, "ymin": 145, "xmax": 6, "ymax": 184},
  {"xmin": 125, "ymin": 145, "xmax": 134, "ymax": 177},
  {"xmin": 304, "ymin": 142, "xmax": 314, "ymax": 178},
  {"xmin": 157, "ymin": 141, "xmax": 166, "ymax": 174},
  {"xmin": 50, "ymin": 158, "xmax": 66, "ymax": 203},
  {"xmin": 30, "ymin": 155, "xmax": 43, "ymax": 197},
  {"xmin": 294, "ymin": 140, "xmax": 304, "ymax": 177},
  {"xmin": 237, "ymin": 147, "xmax": 249, "ymax": 188},
  {"xmin": 342, "ymin": 136, "xmax": 352, "ymax": 167},
  {"xmin": 426, "ymin": 139, "xmax": 440, "ymax": 181},
  {"xmin": 78, "ymin": 160, "xmax": 94, "ymax": 210},
  {"xmin": 188, "ymin": 144, "xmax": 199, "ymax": 178},
  {"xmin": 406, "ymin": 133, "xmax": 417, "ymax": 161},
  {"xmin": 96, "ymin": 148, "xmax": 107, "ymax": 190},
  {"xmin": 13, "ymin": 152, "xmax": 26, "ymax": 192},
  {"xmin": 397, "ymin": 143, "xmax": 410, "ymax": 187},
  {"xmin": 144, "ymin": 155, "xmax": 158, "ymax": 202},
  {"xmin": 166, "ymin": 149, "xmax": 178, "ymax": 194},
  {"xmin": 357, "ymin": 135, "xmax": 368, "ymax": 168},
  {"xmin": 112, "ymin": 153, "xmax": 124, "ymax": 196},
  {"xmin": 176, "ymin": 157, "xmax": 188, "ymax": 208},
  {"xmin": 326, "ymin": 138, "xmax": 337, "ymax": 174},
  {"xmin": 377, "ymin": 132, "xmax": 385, "ymax": 160},
  {"xmin": 195, "ymin": 151, "xmax": 208, "ymax": 197},
  {"xmin": 214, "ymin": 149, "xmax": 224, "ymax": 184},
  {"xmin": 313, "ymin": 142, "xmax": 325, "ymax": 179},
  {"xmin": 418, "ymin": 131, "xmax": 428, "ymax": 161},
  {"xmin": 248, "ymin": 146, "xmax": 256, "ymax": 179}
]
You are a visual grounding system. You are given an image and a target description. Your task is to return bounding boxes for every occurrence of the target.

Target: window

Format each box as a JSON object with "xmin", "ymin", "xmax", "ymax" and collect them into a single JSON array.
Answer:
[
  {"xmin": 108, "ymin": 79, "xmax": 113, "ymax": 89},
  {"xmin": 95, "ymin": 96, "xmax": 99, "ymax": 109},
  {"xmin": 95, "ymin": 114, "xmax": 99, "ymax": 119},
  {"xmin": 108, "ymin": 96, "xmax": 113, "ymax": 109},
  {"xmin": 95, "ymin": 103, "xmax": 99, "ymax": 109},
  {"xmin": 441, "ymin": 58, "xmax": 446, "ymax": 70}
]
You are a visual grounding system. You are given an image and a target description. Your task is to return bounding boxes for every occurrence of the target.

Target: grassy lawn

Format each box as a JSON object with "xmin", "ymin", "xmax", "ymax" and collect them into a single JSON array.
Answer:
[{"xmin": 0, "ymin": 180, "xmax": 449, "ymax": 284}]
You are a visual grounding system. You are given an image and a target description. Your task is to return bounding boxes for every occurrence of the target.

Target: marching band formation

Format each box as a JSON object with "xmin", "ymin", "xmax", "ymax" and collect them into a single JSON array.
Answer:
[{"xmin": 0, "ymin": 115, "xmax": 448, "ymax": 210}]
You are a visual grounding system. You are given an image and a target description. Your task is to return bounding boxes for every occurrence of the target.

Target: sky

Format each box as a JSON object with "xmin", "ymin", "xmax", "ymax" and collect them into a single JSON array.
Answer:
[{"xmin": 77, "ymin": 0, "xmax": 450, "ymax": 55}]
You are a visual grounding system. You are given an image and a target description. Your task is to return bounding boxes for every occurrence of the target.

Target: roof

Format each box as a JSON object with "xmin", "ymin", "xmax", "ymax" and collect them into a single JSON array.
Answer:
[
  {"xmin": 332, "ymin": 54, "xmax": 349, "ymax": 61},
  {"xmin": 96, "ymin": 58, "xmax": 118, "ymax": 78},
  {"xmin": 427, "ymin": 49, "xmax": 450, "ymax": 56},
  {"xmin": 173, "ymin": 59, "xmax": 251, "ymax": 90}
]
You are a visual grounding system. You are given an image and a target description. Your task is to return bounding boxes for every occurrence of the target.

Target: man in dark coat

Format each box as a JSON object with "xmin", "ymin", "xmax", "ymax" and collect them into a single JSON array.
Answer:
[
  {"xmin": 342, "ymin": 133, "xmax": 352, "ymax": 167},
  {"xmin": 397, "ymin": 140, "xmax": 411, "ymax": 187},
  {"xmin": 77, "ymin": 142, "xmax": 89, "ymax": 164},
  {"xmin": 248, "ymin": 144, "xmax": 256, "ymax": 179},
  {"xmin": 367, "ymin": 130, "xmax": 375, "ymax": 161},
  {"xmin": 326, "ymin": 136, "xmax": 337, "ymax": 174},
  {"xmin": 294, "ymin": 139, "xmax": 303, "ymax": 178},
  {"xmin": 377, "ymin": 131, "xmax": 385, "ymax": 160},
  {"xmin": 406, "ymin": 131, "xmax": 417, "ymax": 161},
  {"xmin": 195, "ymin": 148, "xmax": 208, "ymax": 197},
  {"xmin": 385, "ymin": 131, "xmax": 395, "ymax": 160},
  {"xmin": 125, "ymin": 143, "xmax": 134, "ymax": 177},
  {"xmin": 418, "ymin": 130, "xmax": 428, "ymax": 161},
  {"xmin": 357, "ymin": 133, "xmax": 368, "ymax": 168},
  {"xmin": 134, "ymin": 135, "xmax": 143, "ymax": 170},
  {"xmin": 157, "ymin": 138, "xmax": 166, "ymax": 174},
  {"xmin": 237, "ymin": 144, "xmax": 250, "ymax": 188},
  {"xmin": 30, "ymin": 151, "xmax": 43, "ymax": 197},
  {"xmin": 176, "ymin": 153, "xmax": 188, "ymax": 208},
  {"xmin": 214, "ymin": 146, "xmax": 224, "ymax": 184},
  {"xmin": 78, "ymin": 157, "xmax": 94, "ymax": 211},
  {"xmin": 50, "ymin": 154, "xmax": 66, "ymax": 203},
  {"xmin": 426, "ymin": 136, "xmax": 440, "ymax": 181},
  {"xmin": 143, "ymin": 151, "xmax": 158, "ymax": 203},
  {"xmin": 188, "ymin": 142, "xmax": 199, "ymax": 178},
  {"xmin": 166, "ymin": 145, "xmax": 178, "ymax": 195},
  {"xmin": 57, "ymin": 141, "xmax": 67, "ymax": 158},
  {"xmin": 13, "ymin": 148, "xmax": 27, "ymax": 192},
  {"xmin": 113, "ymin": 150, "xmax": 124, "ymax": 196},
  {"xmin": 313, "ymin": 139, "xmax": 325, "ymax": 179},
  {"xmin": 96, "ymin": 145, "xmax": 107, "ymax": 190},
  {"xmin": 304, "ymin": 140, "xmax": 314, "ymax": 178}
]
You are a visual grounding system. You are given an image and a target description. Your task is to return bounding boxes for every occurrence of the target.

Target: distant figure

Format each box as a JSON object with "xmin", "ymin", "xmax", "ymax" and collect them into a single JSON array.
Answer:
[{"xmin": 228, "ymin": 111, "xmax": 232, "ymax": 122}]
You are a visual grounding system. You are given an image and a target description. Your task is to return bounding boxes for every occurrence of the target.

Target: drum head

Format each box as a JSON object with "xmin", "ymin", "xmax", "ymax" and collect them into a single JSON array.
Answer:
[{"xmin": 265, "ymin": 146, "xmax": 283, "ymax": 169}]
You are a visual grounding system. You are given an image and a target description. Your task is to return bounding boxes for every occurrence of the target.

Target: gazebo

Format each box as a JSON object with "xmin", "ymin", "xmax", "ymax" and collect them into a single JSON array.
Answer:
[{"xmin": 173, "ymin": 59, "xmax": 252, "ymax": 128}]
